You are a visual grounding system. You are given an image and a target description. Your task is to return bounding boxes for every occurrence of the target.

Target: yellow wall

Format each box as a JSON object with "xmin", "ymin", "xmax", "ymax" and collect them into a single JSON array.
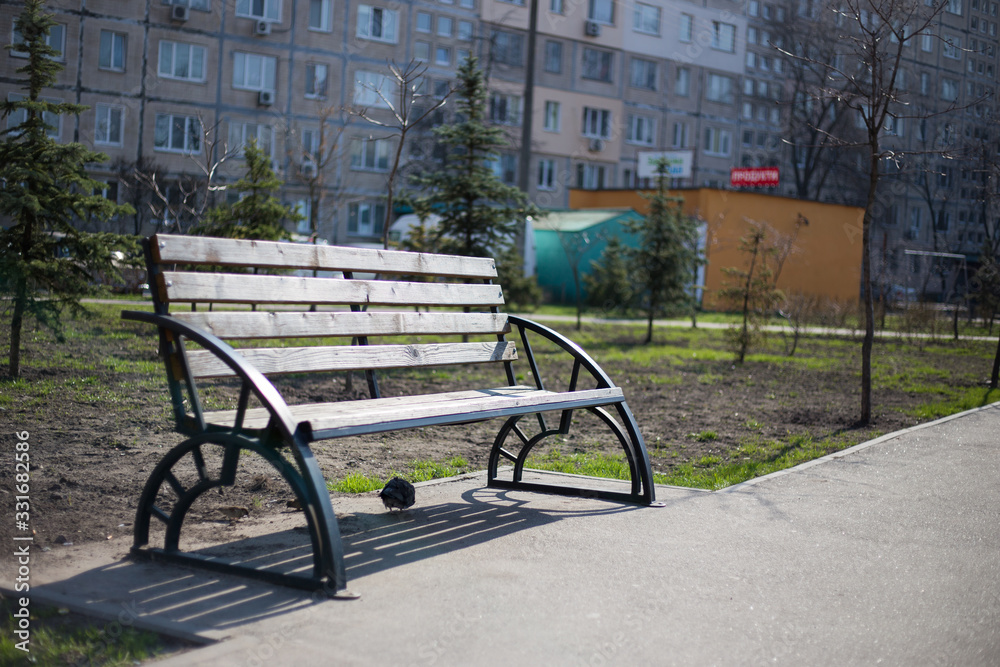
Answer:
[{"xmin": 569, "ymin": 188, "xmax": 865, "ymax": 309}]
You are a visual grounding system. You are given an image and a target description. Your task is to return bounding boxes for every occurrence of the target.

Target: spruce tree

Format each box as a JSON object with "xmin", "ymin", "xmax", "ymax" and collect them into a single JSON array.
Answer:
[
  {"xmin": 408, "ymin": 57, "xmax": 541, "ymax": 261},
  {"xmin": 585, "ymin": 237, "xmax": 635, "ymax": 316},
  {"xmin": 194, "ymin": 138, "xmax": 299, "ymax": 240},
  {"xmin": 0, "ymin": 0, "xmax": 134, "ymax": 379},
  {"xmin": 627, "ymin": 163, "xmax": 700, "ymax": 344}
]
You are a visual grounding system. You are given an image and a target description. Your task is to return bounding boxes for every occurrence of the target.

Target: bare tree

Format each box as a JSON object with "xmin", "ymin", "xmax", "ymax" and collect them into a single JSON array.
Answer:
[
  {"xmin": 289, "ymin": 104, "xmax": 349, "ymax": 244},
  {"xmin": 778, "ymin": 9, "xmax": 866, "ymax": 203},
  {"xmin": 133, "ymin": 115, "xmax": 239, "ymax": 233},
  {"xmin": 353, "ymin": 60, "xmax": 452, "ymax": 249},
  {"xmin": 781, "ymin": 0, "xmax": 955, "ymax": 425}
]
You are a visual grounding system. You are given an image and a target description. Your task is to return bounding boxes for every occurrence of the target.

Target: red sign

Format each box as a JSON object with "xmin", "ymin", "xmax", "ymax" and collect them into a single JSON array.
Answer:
[{"xmin": 730, "ymin": 167, "xmax": 779, "ymax": 188}]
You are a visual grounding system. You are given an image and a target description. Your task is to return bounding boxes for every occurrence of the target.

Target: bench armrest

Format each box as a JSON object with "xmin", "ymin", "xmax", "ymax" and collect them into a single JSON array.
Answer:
[
  {"xmin": 506, "ymin": 315, "xmax": 616, "ymax": 391},
  {"xmin": 122, "ymin": 310, "xmax": 299, "ymax": 441}
]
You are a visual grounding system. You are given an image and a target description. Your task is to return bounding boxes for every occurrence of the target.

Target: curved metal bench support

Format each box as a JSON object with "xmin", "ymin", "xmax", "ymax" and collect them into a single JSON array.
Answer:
[
  {"xmin": 131, "ymin": 431, "xmax": 351, "ymax": 595},
  {"xmin": 486, "ymin": 317, "xmax": 658, "ymax": 505}
]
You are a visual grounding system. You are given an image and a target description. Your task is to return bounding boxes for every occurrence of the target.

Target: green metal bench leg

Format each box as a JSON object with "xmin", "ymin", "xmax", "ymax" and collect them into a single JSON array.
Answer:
[
  {"xmin": 487, "ymin": 402, "xmax": 658, "ymax": 505},
  {"xmin": 132, "ymin": 432, "xmax": 357, "ymax": 596}
]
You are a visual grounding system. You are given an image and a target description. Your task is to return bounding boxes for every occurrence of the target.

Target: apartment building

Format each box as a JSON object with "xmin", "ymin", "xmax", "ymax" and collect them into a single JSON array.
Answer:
[{"xmin": 2, "ymin": 0, "xmax": 998, "ymax": 293}]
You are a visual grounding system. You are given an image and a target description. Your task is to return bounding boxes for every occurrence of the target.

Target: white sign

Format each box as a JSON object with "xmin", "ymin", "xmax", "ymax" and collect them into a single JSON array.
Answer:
[{"xmin": 637, "ymin": 151, "xmax": 693, "ymax": 179}]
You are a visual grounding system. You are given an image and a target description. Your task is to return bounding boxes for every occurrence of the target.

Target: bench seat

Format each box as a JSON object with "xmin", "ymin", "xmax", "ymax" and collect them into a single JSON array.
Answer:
[{"xmin": 204, "ymin": 385, "xmax": 625, "ymax": 438}]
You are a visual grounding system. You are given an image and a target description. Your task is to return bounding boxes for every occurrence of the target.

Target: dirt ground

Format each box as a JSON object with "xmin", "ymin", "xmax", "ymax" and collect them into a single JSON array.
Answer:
[{"xmin": 0, "ymin": 319, "xmax": 992, "ymax": 555}]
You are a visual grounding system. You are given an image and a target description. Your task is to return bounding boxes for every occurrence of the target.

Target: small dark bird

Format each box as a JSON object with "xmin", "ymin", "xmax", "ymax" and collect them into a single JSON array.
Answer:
[
  {"xmin": 218, "ymin": 506, "xmax": 250, "ymax": 520},
  {"xmin": 379, "ymin": 477, "xmax": 415, "ymax": 511}
]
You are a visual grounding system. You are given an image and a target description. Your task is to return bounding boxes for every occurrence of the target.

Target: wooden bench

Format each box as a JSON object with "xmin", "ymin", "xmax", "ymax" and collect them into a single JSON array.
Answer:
[{"xmin": 123, "ymin": 233, "xmax": 658, "ymax": 596}]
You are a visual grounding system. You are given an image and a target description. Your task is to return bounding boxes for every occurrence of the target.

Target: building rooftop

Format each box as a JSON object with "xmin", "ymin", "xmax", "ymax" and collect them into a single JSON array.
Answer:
[{"xmin": 534, "ymin": 209, "xmax": 641, "ymax": 233}]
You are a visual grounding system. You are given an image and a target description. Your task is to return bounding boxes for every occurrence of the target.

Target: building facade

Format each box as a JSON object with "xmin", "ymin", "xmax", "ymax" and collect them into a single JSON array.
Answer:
[{"xmin": 1, "ymin": 0, "xmax": 997, "ymax": 299}]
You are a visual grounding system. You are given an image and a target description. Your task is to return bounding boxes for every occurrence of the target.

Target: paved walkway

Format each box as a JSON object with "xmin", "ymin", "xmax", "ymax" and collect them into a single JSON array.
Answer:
[{"xmin": 9, "ymin": 404, "xmax": 1000, "ymax": 666}]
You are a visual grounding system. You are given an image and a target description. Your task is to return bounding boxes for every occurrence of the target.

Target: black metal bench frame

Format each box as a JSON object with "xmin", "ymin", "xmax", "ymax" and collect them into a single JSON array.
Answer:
[{"xmin": 123, "ymin": 234, "xmax": 658, "ymax": 597}]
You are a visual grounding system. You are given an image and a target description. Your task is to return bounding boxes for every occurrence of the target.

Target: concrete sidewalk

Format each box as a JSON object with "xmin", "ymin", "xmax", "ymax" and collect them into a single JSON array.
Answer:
[{"xmin": 15, "ymin": 404, "xmax": 1000, "ymax": 666}]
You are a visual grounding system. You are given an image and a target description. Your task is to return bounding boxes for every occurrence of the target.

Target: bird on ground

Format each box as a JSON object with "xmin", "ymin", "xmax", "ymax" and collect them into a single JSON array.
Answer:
[{"xmin": 379, "ymin": 477, "xmax": 415, "ymax": 511}]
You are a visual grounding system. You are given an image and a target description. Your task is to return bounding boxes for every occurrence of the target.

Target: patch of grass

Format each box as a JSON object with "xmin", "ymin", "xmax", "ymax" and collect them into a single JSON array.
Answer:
[
  {"xmin": 525, "ymin": 433, "xmax": 861, "ymax": 491},
  {"xmin": 907, "ymin": 386, "xmax": 1000, "ymax": 420},
  {"xmin": 0, "ymin": 599, "xmax": 176, "ymax": 666},
  {"xmin": 328, "ymin": 456, "xmax": 473, "ymax": 493},
  {"xmin": 687, "ymin": 430, "xmax": 718, "ymax": 442}
]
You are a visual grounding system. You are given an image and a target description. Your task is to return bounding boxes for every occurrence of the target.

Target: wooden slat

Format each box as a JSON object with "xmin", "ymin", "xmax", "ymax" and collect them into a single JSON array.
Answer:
[
  {"xmin": 160, "ymin": 272, "xmax": 505, "ymax": 307},
  {"xmin": 171, "ymin": 311, "xmax": 511, "ymax": 340},
  {"xmin": 186, "ymin": 341, "xmax": 517, "ymax": 378},
  {"xmin": 152, "ymin": 234, "xmax": 498, "ymax": 279},
  {"xmin": 203, "ymin": 386, "xmax": 624, "ymax": 436}
]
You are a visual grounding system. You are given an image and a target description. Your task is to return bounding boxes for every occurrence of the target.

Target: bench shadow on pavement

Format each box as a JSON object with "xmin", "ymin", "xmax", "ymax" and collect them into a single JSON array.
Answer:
[{"xmin": 32, "ymin": 484, "xmax": 655, "ymax": 636}]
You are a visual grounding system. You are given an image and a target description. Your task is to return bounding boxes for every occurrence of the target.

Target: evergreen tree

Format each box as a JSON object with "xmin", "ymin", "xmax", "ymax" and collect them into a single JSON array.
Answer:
[
  {"xmin": 585, "ymin": 237, "xmax": 635, "ymax": 316},
  {"xmin": 407, "ymin": 57, "xmax": 541, "ymax": 260},
  {"xmin": 0, "ymin": 0, "xmax": 134, "ymax": 379},
  {"xmin": 194, "ymin": 138, "xmax": 299, "ymax": 240},
  {"xmin": 627, "ymin": 163, "xmax": 700, "ymax": 344}
]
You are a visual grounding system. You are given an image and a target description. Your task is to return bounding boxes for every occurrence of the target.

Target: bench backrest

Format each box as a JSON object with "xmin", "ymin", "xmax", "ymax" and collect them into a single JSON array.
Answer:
[{"xmin": 145, "ymin": 234, "xmax": 516, "ymax": 391}]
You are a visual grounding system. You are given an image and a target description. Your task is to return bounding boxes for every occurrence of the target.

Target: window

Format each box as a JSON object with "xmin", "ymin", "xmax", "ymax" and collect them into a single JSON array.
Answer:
[
  {"xmin": 94, "ymin": 104, "xmax": 124, "ymax": 145},
  {"xmin": 672, "ymin": 122, "xmax": 688, "ymax": 148},
  {"xmin": 706, "ymin": 74, "xmax": 734, "ymax": 103},
  {"xmin": 921, "ymin": 33, "xmax": 933, "ymax": 52},
  {"xmin": 233, "ymin": 52, "xmax": 277, "ymax": 91},
  {"xmin": 354, "ymin": 71, "xmax": 391, "ymax": 107},
  {"xmin": 499, "ymin": 0, "xmax": 525, "ymax": 5},
  {"xmin": 490, "ymin": 154, "xmax": 518, "ymax": 184},
  {"xmin": 309, "ymin": 0, "xmax": 332, "ymax": 31},
  {"xmin": 158, "ymin": 41, "xmax": 207, "ymax": 81},
  {"xmin": 492, "ymin": 31, "xmax": 524, "ymax": 66},
  {"xmin": 942, "ymin": 78, "xmax": 959, "ymax": 101},
  {"xmin": 154, "ymin": 113, "xmax": 201, "ymax": 153},
  {"xmin": 582, "ymin": 48, "xmax": 613, "ymax": 82},
  {"xmin": 550, "ymin": 0, "xmax": 564, "ymax": 13},
  {"xmin": 712, "ymin": 21, "xmax": 736, "ymax": 52},
  {"xmin": 704, "ymin": 127, "xmax": 731, "ymax": 156},
  {"xmin": 348, "ymin": 202, "xmax": 387, "ymax": 236},
  {"xmin": 676, "ymin": 67, "xmax": 690, "ymax": 96},
  {"xmin": 415, "ymin": 40, "xmax": 430, "ymax": 61},
  {"xmin": 301, "ymin": 128, "xmax": 321, "ymax": 161},
  {"xmin": 742, "ymin": 102, "xmax": 753, "ymax": 120},
  {"xmin": 435, "ymin": 46, "xmax": 451, "ymax": 66},
  {"xmin": 99, "ymin": 31, "xmax": 126, "ymax": 72},
  {"xmin": 948, "ymin": 0, "xmax": 963, "ymax": 14},
  {"xmin": 416, "ymin": 11, "xmax": 431, "ymax": 32},
  {"xmin": 943, "ymin": 34, "xmax": 961, "ymax": 59},
  {"xmin": 357, "ymin": 5, "xmax": 398, "ymax": 43},
  {"xmin": 630, "ymin": 58, "xmax": 657, "ymax": 90},
  {"xmin": 921, "ymin": 72, "xmax": 930, "ymax": 95},
  {"xmin": 543, "ymin": 100, "xmax": 560, "ymax": 131},
  {"xmin": 490, "ymin": 93, "xmax": 521, "ymax": 125},
  {"xmin": 236, "ymin": 0, "xmax": 280, "ymax": 20},
  {"xmin": 538, "ymin": 158, "xmax": 556, "ymax": 190},
  {"xmin": 544, "ymin": 41, "xmax": 562, "ymax": 73},
  {"xmin": 582, "ymin": 107, "xmax": 611, "ymax": 139},
  {"xmin": 351, "ymin": 137, "xmax": 390, "ymax": 171},
  {"xmin": 633, "ymin": 3, "xmax": 660, "ymax": 34},
  {"xmin": 679, "ymin": 14, "xmax": 693, "ymax": 42},
  {"xmin": 438, "ymin": 16, "xmax": 453, "ymax": 36},
  {"xmin": 457, "ymin": 48, "xmax": 470, "ymax": 65},
  {"xmin": 305, "ymin": 63, "xmax": 328, "ymax": 98},
  {"xmin": 460, "ymin": 0, "xmax": 474, "ymax": 7},
  {"xmin": 626, "ymin": 115, "xmax": 655, "ymax": 145},
  {"xmin": 458, "ymin": 20, "xmax": 474, "ymax": 40},
  {"xmin": 12, "ymin": 22, "xmax": 65, "ymax": 59},
  {"xmin": 576, "ymin": 163, "xmax": 606, "ymax": 189},
  {"xmin": 229, "ymin": 121, "xmax": 274, "ymax": 156},
  {"xmin": 588, "ymin": 0, "xmax": 614, "ymax": 23}
]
